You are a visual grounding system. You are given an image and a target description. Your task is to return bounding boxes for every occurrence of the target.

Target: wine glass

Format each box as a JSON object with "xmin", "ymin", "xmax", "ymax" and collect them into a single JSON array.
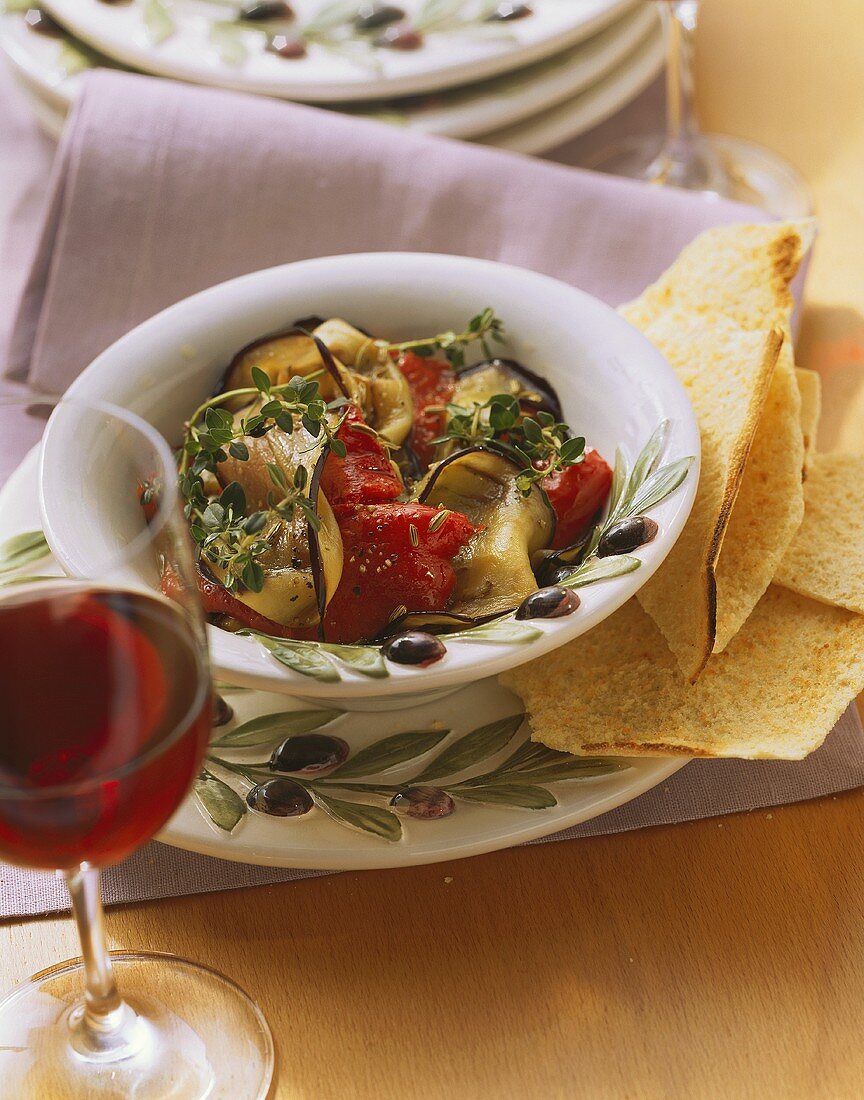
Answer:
[
  {"xmin": 0, "ymin": 395, "xmax": 273, "ymax": 1099},
  {"xmin": 584, "ymin": 1, "xmax": 812, "ymax": 218}
]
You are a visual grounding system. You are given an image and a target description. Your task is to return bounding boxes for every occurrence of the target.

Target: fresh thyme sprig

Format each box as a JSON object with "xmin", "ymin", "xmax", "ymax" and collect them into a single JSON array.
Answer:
[
  {"xmin": 179, "ymin": 368, "xmax": 346, "ymax": 478},
  {"xmin": 383, "ymin": 307, "xmax": 505, "ymax": 369},
  {"xmin": 174, "ymin": 310, "xmax": 506, "ymax": 590},
  {"xmin": 432, "ymin": 394, "xmax": 586, "ymax": 494},
  {"xmin": 178, "ymin": 369, "xmax": 348, "ymax": 593},
  {"xmin": 185, "ymin": 467, "xmax": 322, "ymax": 594}
]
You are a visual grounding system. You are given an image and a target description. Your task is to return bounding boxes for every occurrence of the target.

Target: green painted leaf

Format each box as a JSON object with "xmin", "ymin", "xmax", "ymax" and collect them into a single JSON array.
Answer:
[
  {"xmin": 309, "ymin": 790, "xmax": 402, "ymax": 841},
  {"xmin": 416, "ymin": 714, "xmax": 524, "ymax": 783},
  {"xmin": 453, "ymin": 620, "xmax": 543, "ymax": 645},
  {"xmin": 212, "ymin": 708, "xmax": 342, "ymax": 749},
  {"xmin": 0, "ymin": 531, "xmax": 50, "ymax": 574},
  {"xmin": 332, "ymin": 728, "xmax": 451, "ymax": 779},
  {"xmin": 194, "ymin": 773, "xmax": 246, "ymax": 832},
  {"xmin": 57, "ymin": 41, "xmax": 97, "ymax": 78},
  {"xmin": 213, "ymin": 680, "xmax": 253, "ymax": 694},
  {"xmin": 628, "ymin": 457, "xmax": 694, "ymax": 515},
  {"xmin": 453, "ymin": 784, "xmax": 557, "ymax": 809},
  {"xmin": 562, "ymin": 555, "xmax": 641, "ymax": 588},
  {"xmin": 143, "ymin": 0, "xmax": 176, "ymax": 44},
  {"xmin": 255, "ymin": 637, "xmax": 341, "ymax": 682},
  {"xmin": 494, "ymin": 738, "xmax": 548, "ymax": 772},
  {"xmin": 210, "ymin": 23, "xmax": 249, "ymax": 66},
  {"xmin": 415, "ymin": 0, "xmax": 465, "ymax": 30},
  {"xmin": 510, "ymin": 759, "xmax": 628, "ymax": 782},
  {"xmin": 322, "ymin": 643, "xmax": 389, "ymax": 679},
  {"xmin": 605, "ymin": 445, "xmax": 629, "ymax": 527},
  {"xmin": 303, "ymin": 0, "xmax": 358, "ymax": 35},
  {"xmin": 619, "ymin": 420, "xmax": 669, "ymax": 515},
  {"xmin": 0, "ymin": 574, "xmax": 58, "ymax": 589}
]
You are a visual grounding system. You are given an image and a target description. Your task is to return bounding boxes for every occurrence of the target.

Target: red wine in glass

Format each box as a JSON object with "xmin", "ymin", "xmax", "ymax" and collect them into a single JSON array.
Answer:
[{"xmin": 0, "ymin": 584, "xmax": 211, "ymax": 870}]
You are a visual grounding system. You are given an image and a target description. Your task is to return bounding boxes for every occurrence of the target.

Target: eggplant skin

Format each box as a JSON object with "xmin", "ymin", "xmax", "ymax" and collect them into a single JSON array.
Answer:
[
  {"xmin": 313, "ymin": 319, "xmax": 413, "ymax": 446},
  {"xmin": 221, "ymin": 329, "xmax": 331, "ymax": 409},
  {"xmin": 417, "ymin": 445, "xmax": 555, "ymax": 618},
  {"xmin": 373, "ymin": 608, "xmax": 510, "ymax": 642},
  {"xmin": 453, "ymin": 358, "xmax": 563, "ymax": 422},
  {"xmin": 222, "ymin": 318, "xmax": 413, "ymax": 447}
]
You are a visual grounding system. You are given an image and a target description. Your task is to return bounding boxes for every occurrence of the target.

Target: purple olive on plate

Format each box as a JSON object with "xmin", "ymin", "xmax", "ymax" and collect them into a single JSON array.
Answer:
[
  {"xmin": 374, "ymin": 23, "xmax": 424, "ymax": 50},
  {"xmin": 354, "ymin": 3, "xmax": 405, "ymax": 31},
  {"xmin": 267, "ymin": 34, "xmax": 307, "ymax": 59},
  {"xmin": 382, "ymin": 630, "xmax": 446, "ymax": 667},
  {"xmin": 269, "ymin": 734, "xmax": 349, "ymax": 775},
  {"xmin": 390, "ymin": 785, "xmax": 455, "ymax": 819},
  {"xmin": 247, "ymin": 778, "xmax": 313, "ymax": 817},
  {"xmin": 597, "ymin": 516, "xmax": 658, "ymax": 557},
  {"xmin": 515, "ymin": 586, "xmax": 580, "ymax": 620}
]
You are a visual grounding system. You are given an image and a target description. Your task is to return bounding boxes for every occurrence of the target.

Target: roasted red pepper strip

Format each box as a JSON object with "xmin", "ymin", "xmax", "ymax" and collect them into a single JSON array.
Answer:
[
  {"xmin": 319, "ymin": 403, "xmax": 402, "ymax": 518},
  {"xmin": 397, "ymin": 351, "xmax": 456, "ymax": 469},
  {"xmin": 323, "ymin": 503, "xmax": 476, "ymax": 644},
  {"xmin": 543, "ymin": 448, "xmax": 613, "ymax": 550}
]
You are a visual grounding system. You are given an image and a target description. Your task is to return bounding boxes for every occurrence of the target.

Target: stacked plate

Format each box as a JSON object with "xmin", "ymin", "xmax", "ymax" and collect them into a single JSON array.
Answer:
[{"xmin": 2, "ymin": 0, "xmax": 663, "ymax": 153}]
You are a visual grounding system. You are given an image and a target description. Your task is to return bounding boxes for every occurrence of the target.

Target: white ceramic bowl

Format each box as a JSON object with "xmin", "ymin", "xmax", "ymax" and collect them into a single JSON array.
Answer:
[{"xmin": 39, "ymin": 253, "xmax": 699, "ymax": 709}]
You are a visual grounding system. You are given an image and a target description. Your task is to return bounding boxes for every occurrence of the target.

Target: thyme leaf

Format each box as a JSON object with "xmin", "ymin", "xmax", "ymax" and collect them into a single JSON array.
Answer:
[
  {"xmin": 383, "ymin": 307, "xmax": 505, "ymax": 369},
  {"xmin": 434, "ymin": 393, "xmax": 585, "ymax": 495}
]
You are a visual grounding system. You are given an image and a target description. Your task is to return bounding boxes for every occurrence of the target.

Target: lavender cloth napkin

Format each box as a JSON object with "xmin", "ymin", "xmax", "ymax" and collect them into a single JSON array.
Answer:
[{"xmin": 1, "ymin": 68, "xmax": 862, "ymax": 920}]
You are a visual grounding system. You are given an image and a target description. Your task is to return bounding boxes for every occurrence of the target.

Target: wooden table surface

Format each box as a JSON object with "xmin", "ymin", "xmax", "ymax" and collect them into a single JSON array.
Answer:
[{"xmin": 3, "ymin": 2, "xmax": 864, "ymax": 1097}]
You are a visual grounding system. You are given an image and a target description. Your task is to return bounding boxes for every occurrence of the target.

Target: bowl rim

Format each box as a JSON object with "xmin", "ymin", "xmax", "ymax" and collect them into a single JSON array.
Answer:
[{"xmin": 42, "ymin": 251, "xmax": 700, "ymax": 699}]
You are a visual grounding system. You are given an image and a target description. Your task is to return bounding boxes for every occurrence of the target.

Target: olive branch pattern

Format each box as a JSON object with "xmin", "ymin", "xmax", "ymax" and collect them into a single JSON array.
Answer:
[
  {"xmin": 82, "ymin": 0, "xmax": 525, "ymax": 65},
  {"xmin": 197, "ymin": 704, "xmax": 629, "ymax": 840}
]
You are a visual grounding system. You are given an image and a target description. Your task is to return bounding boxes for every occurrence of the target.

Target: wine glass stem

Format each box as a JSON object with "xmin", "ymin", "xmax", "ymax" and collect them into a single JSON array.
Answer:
[
  {"xmin": 651, "ymin": 1, "xmax": 727, "ymax": 190},
  {"xmin": 64, "ymin": 863, "xmax": 143, "ymax": 1060},
  {"xmin": 661, "ymin": 1, "xmax": 702, "ymax": 158}
]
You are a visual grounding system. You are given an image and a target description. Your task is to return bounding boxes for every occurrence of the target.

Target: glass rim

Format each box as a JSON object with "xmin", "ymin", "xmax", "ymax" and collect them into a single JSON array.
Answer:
[{"xmin": 22, "ymin": 392, "xmax": 184, "ymax": 577}]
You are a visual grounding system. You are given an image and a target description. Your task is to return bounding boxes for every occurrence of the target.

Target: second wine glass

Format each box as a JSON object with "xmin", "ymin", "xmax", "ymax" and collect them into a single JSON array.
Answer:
[{"xmin": 585, "ymin": 0, "xmax": 812, "ymax": 218}]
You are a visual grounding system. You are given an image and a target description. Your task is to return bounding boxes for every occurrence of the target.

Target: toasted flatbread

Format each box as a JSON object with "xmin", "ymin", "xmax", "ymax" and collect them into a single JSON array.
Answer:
[
  {"xmin": 774, "ymin": 452, "xmax": 864, "ymax": 613},
  {"xmin": 620, "ymin": 312, "xmax": 781, "ymax": 679},
  {"xmin": 620, "ymin": 220, "xmax": 815, "ymax": 670},
  {"xmin": 796, "ymin": 366, "xmax": 822, "ymax": 472},
  {"xmin": 712, "ymin": 341, "xmax": 804, "ymax": 652},
  {"xmin": 501, "ymin": 586, "xmax": 864, "ymax": 760}
]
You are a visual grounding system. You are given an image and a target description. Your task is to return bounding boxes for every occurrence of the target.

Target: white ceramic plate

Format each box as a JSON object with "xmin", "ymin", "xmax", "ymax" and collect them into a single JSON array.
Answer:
[
  {"xmin": 39, "ymin": 253, "xmax": 699, "ymax": 708},
  {"xmin": 0, "ymin": 450, "xmax": 686, "ymax": 869},
  {"xmin": 1, "ymin": 4, "xmax": 657, "ymax": 139},
  {"xmin": 40, "ymin": 0, "xmax": 638, "ymax": 104},
  {"xmin": 479, "ymin": 16, "xmax": 664, "ymax": 153}
]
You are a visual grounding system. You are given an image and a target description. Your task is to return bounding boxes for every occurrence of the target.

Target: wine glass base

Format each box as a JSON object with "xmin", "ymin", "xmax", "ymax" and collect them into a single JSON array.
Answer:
[
  {"xmin": 0, "ymin": 951, "xmax": 274, "ymax": 1099},
  {"xmin": 584, "ymin": 132, "xmax": 813, "ymax": 219}
]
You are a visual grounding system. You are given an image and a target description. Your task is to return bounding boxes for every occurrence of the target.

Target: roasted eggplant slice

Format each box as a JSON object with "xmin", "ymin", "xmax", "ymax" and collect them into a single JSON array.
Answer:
[
  {"xmin": 416, "ymin": 445, "xmax": 555, "ymax": 617},
  {"xmin": 453, "ymin": 358, "xmax": 563, "ymax": 420},
  {"xmin": 222, "ymin": 329, "xmax": 331, "ymax": 409},
  {"xmin": 373, "ymin": 608, "xmax": 509, "ymax": 642},
  {"xmin": 213, "ymin": 415, "xmax": 343, "ymax": 631},
  {"xmin": 222, "ymin": 317, "xmax": 413, "ymax": 446},
  {"xmin": 314, "ymin": 319, "xmax": 412, "ymax": 446},
  {"xmin": 211, "ymin": 496, "xmax": 341, "ymax": 631},
  {"xmin": 312, "ymin": 318, "xmax": 380, "ymax": 370}
]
